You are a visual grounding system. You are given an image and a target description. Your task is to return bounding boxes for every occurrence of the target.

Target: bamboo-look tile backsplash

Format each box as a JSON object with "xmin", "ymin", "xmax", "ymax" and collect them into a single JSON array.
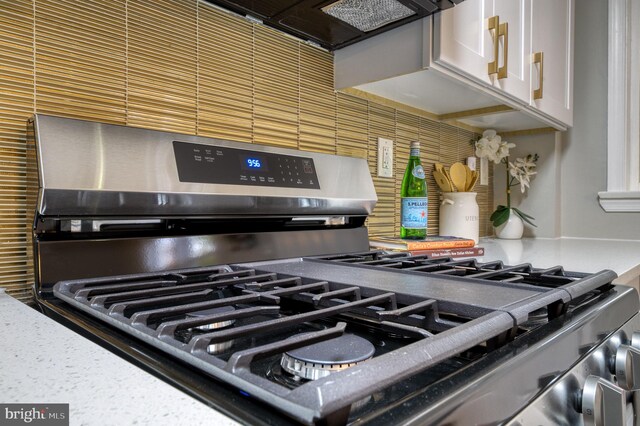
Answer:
[{"xmin": 0, "ymin": 0, "xmax": 493, "ymax": 302}]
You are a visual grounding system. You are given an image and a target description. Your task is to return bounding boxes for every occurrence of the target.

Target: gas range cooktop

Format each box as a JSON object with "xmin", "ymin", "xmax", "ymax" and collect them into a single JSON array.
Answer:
[
  {"xmin": 28, "ymin": 116, "xmax": 638, "ymax": 425},
  {"xmin": 52, "ymin": 251, "xmax": 620, "ymax": 425}
]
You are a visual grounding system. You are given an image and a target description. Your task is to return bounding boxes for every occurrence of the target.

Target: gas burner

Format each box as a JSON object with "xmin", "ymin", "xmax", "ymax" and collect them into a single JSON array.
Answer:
[
  {"xmin": 281, "ymin": 334, "xmax": 375, "ymax": 381},
  {"xmin": 187, "ymin": 305, "xmax": 236, "ymax": 331},
  {"xmin": 207, "ymin": 339, "xmax": 234, "ymax": 355},
  {"xmin": 522, "ymin": 306, "xmax": 549, "ymax": 327}
]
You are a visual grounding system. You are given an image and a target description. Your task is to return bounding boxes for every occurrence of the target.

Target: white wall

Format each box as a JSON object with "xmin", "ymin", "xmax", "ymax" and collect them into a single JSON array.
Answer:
[
  {"xmin": 562, "ymin": 0, "xmax": 640, "ymax": 239},
  {"xmin": 493, "ymin": 0, "xmax": 640, "ymax": 240}
]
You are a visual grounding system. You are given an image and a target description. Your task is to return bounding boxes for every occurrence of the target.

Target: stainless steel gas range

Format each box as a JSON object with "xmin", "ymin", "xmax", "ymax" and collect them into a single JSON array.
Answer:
[{"xmin": 28, "ymin": 114, "xmax": 640, "ymax": 425}]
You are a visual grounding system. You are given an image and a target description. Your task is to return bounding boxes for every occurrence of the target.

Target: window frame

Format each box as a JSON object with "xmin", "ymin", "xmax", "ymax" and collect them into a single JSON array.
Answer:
[{"xmin": 598, "ymin": 0, "xmax": 640, "ymax": 212}]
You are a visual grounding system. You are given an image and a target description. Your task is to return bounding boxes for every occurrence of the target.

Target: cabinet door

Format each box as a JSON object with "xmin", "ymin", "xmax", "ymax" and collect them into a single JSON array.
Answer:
[
  {"xmin": 433, "ymin": 0, "xmax": 530, "ymax": 103},
  {"xmin": 530, "ymin": 0, "xmax": 573, "ymax": 126},
  {"xmin": 433, "ymin": 0, "xmax": 493, "ymax": 85},
  {"xmin": 490, "ymin": 0, "xmax": 530, "ymax": 103}
]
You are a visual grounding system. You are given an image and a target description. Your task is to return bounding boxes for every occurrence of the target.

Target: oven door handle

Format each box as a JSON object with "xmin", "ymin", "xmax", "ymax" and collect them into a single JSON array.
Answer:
[{"xmin": 90, "ymin": 219, "xmax": 163, "ymax": 232}]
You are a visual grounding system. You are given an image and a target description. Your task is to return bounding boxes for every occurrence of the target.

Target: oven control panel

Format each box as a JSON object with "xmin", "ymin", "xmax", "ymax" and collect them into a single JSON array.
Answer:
[{"xmin": 173, "ymin": 141, "xmax": 320, "ymax": 189}]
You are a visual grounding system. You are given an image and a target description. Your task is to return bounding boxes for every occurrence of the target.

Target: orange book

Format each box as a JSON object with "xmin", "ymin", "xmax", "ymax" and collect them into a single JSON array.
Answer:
[
  {"xmin": 408, "ymin": 246, "xmax": 485, "ymax": 259},
  {"xmin": 369, "ymin": 236, "xmax": 475, "ymax": 251}
]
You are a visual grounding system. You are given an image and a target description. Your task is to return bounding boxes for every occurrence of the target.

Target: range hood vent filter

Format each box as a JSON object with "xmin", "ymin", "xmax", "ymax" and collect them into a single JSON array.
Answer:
[{"xmin": 322, "ymin": 0, "xmax": 416, "ymax": 32}]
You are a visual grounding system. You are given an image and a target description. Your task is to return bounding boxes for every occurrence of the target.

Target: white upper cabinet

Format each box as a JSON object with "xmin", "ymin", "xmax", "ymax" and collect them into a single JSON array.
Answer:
[
  {"xmin": 530, "ymin": 0, "xmax": 574, "ymax": 126},
  {"xmin": 433, "ymin": 0, "xmax": 492, "ymax": 85},
  {"xmin": 434, "ymin": 0, "xmax": 531, "ymax": 104},
  {"xmin": 334, "ymin": 0, "xmax": 574, "ymax": 131},
  {"xmin": 433, "ymin": 0, "xmax": 574, "ymax": 127}
]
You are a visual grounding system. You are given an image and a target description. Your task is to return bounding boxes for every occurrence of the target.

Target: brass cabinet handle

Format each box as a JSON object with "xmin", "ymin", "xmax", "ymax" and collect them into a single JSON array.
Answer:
[
  {"xmin": 533, "ymin": 51, "xmax": 544, "ymax": 99},
  {"xmin": 497, "ymin": 22, "xmax": 508, "ymax": 79},
  {"xmin": 488, "ymin": 16, "xmax": 499, "ymax": 76}
]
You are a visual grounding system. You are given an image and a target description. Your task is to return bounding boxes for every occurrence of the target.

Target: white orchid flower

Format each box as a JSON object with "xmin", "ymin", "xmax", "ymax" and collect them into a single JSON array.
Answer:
[
  {"xmin": 519, "ymin": 175, "xmax": 531, "ymax": 193},
  {"xmin": 482, "ymin": 129, "xmax": 497, "ymax": 139},
  {"xmin": 496, "ymin": 141, "xmax": 515, "ymax": 162},
  {"xmin": 474, "ymin": 130, "xmax": 516, "ymax": 164},
  {"xmin": 508, "ymin": 161, "xmax": 519, "ymax": 177},
  {"xmin": 476, "ymin": 131, "xmax": 539, "ymax": 229},
  {"xmin": 508, "ymin": 157, "xmax": 538, "ymax": 193},
  {"xmin": 487, "ymin": 137, "xmax": 500, "ymax": 152},
  {"xmin": 521, "ymin": 155, "xmax": 537, "ymax": 170},
  {"xmin": 474, "ymin": 137, "xmax": 492, "ymax": 159},
  {"xmin": 481, "ymin": 139, "xmax": 499, "ymax": 163}
]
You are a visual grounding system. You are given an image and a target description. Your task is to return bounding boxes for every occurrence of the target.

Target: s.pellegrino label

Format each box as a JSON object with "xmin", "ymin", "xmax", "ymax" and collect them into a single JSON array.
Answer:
[
  {"xmin": 400, "ymin": 141, "xmax": 427, "ymax": 239},
  {"xmin": 412, "ymin": 164, "xmax": 425, "ymax": 179},
  {"xmin": 401, "ymin": 197, "xmax": 428, "ymax": 228}
]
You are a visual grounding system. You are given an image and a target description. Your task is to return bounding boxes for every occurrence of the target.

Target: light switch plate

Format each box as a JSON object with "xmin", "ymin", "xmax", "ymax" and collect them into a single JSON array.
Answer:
[
  {"xmin": 377, "ymin": 137, "xmax": 393, "ymax": 178},
  {"xmin": 480, "ymin": 157, "xmax": 489, "ymax": 185}
]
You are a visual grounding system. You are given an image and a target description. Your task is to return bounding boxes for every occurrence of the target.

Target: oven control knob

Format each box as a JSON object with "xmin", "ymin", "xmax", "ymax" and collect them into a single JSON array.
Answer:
[
  {"xmin": 631, "ymin": 331, "xmax": 640, "ymax": 349},
  {"xmin": 581, "ymin": 375, "xmax": 625, "ymax": 426},
  {"xmin": 614, "ymin": 344, "xmax": 640, "ymax": 390}
]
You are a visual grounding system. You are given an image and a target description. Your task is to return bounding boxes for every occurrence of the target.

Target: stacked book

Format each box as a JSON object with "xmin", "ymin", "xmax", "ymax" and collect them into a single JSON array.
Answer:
[{"xmin": 369, "ymin": 236, "xmax": 484, "ymax": 259}]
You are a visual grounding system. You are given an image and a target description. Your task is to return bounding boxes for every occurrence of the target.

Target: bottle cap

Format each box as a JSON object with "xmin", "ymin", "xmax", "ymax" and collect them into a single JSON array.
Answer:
[{"xmin": 410, "ymin": 141, "xmax": 420, "ymax": 148}]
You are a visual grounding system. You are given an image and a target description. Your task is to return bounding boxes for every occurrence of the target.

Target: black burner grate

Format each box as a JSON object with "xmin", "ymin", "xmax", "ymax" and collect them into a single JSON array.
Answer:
[
  {"xmin": 52, "ymin": 259, "xmax": 617, "ymax": 425},
  {"xmin": 315, "ymin": 250, "xmax": 585, "ymax": 287}
]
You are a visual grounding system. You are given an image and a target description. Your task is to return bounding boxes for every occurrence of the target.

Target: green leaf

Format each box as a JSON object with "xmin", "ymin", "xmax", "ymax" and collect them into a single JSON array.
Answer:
[
  {"xmin": 512, "ymin": 207, "xmax": 535, "ymax": 220},
  {"xmin": 519, "ymin": 215, "xmax": 537, "ymax": 227},
  {"xmin": 492, "ymin": 208, "xmax": 511, "ymax": 227},
  {"xmin": 513, "ymin": 209, "xmax": 537, "ymax": 227},
  {"xmin": 490, "ymin": 205, "xmax": 508, "ymax": 222}
]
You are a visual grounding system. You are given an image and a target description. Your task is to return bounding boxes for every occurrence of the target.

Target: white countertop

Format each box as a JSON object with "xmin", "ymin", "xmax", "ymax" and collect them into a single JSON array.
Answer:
[
  {"xmin": 478, "ymin": 237, "xmax": 640, "ymax": 285},
  {"xmin": 0, "ymin": 289, "xmax": 238, "ymax": 426}
]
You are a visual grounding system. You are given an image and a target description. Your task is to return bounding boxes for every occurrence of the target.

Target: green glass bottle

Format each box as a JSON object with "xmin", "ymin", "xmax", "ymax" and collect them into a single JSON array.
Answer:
[{"xmin": 400, "ymin": 141, "xmax": 427, "ymax": 239}]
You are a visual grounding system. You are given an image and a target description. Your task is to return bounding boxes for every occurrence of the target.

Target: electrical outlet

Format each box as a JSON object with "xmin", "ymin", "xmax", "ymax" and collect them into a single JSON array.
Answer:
[
  {"xmin": 377, "ymin": 137, "xmax": 393, "ymax": 178},
  {"xmin": 466, "ymin": 156, "xmax": 477, "ymax": 171}
]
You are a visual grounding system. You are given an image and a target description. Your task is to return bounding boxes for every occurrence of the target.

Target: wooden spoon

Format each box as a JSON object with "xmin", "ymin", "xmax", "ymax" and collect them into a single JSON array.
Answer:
[
  {"xmin": 433, "ymin": 170, "xmax": 454, "ymax": 192},
  {"xmin": 442, "ymin": 167, "xmax": 454, "ymax": 189},
  {"xmin": 466, "ymin": 171, "xmax": 479, "ymax": 191},
  {"xmin": 465, "ymin": 166, "xmax": 474, "ymax": 190},
  {"xmin": 449, "ymin": 162, "xmax": 467, "ymax": 192}
]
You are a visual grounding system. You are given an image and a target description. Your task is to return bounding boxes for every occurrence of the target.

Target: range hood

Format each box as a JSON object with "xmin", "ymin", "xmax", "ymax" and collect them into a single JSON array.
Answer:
[{"xmin": 204, "ymin": 0, "xmax": 463, "ymax": 51}]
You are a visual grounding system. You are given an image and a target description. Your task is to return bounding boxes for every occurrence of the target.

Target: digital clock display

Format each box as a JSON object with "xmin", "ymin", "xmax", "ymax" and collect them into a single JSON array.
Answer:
[
  {"xmin": 240, "ymin": 154, "xmax": 268, "ymax": 172},
  {"xmin": 246, "ymin": 158, "xmax": 262, "ymax": 169}
]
